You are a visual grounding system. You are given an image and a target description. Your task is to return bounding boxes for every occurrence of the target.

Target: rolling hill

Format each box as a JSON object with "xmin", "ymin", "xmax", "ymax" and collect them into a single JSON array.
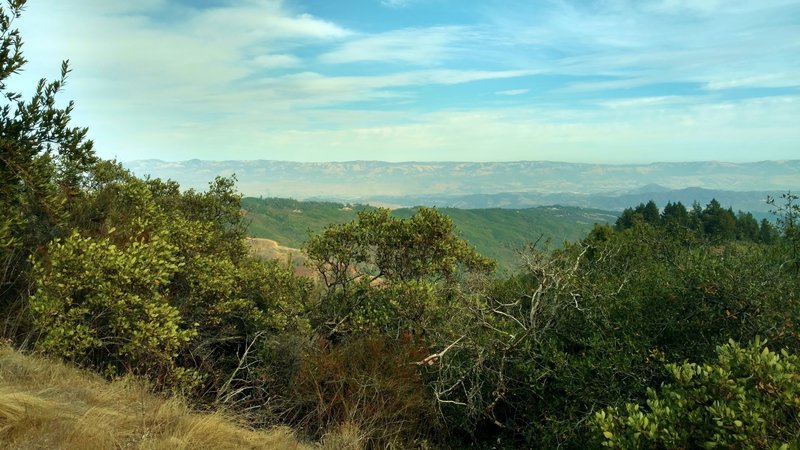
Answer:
[{"xmin": 242, "ymin": 197, "xmax": 617, "ymax": 270}]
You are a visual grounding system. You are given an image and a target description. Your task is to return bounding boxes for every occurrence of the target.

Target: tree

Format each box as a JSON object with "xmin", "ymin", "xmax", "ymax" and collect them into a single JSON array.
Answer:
[
  {"xmin": 661, "ymin": 201, "xmax": 689, "ymax": 228},
  {"xmin": 0, "ymin": 0, "xmax": 97, "ymax": 338},
  {"xmin": 30, "ymin": 165, "xmax": 314, "ymax": 394},
  {"xmin": 616, "ymin": 201, "xmax": 662, "ymax": 231},
  {"xmin": 306, "ymin": 207, "xmax": 493, "ymax": 289},
  {"xmin": 30, "ymin": 230, "xmax": 199, "ymax": 386},
  {"xmin": 768, "ymin": 192, "xmax": 800, "ymax": 273},
  {"xmin": 736, "ymin": 211, "xmax": 759, "ymax": 242},
  {"xmin": 641, "ymin": 200, "xmax": 660, "ymax": 225},
  {"xmin": 615, "ymin": 207, "xmax": 639, "ymax": 231},
  {"xmin": 701, "ymin": 199, "xmax": 736, "ymax": 241},
  {"xmin": 759, "ymin": 218, "xmax": 779, "ymax": 244},
  {"xmin": 304, "ymin": 207, "xmax": 494, "ymax": 336}
]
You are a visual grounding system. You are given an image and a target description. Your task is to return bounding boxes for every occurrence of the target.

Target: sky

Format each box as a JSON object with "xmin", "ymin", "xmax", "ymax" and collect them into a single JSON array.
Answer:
[{"xmin": 10, "ymin": 0, "xmax": 800, "ymax": 163}]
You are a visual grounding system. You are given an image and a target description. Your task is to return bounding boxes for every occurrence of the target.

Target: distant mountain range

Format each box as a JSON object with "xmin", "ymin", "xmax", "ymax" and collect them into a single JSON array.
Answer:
[
  {"xmin": 360, "ymin": 187, "xmax": 781, "ymax": 216},
  {"xmin": 125, "ymin": 159, "xmax": 800, "ymax": 213}
]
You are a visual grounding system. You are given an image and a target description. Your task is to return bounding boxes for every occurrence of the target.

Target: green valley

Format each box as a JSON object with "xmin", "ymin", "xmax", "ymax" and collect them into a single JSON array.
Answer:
[{"xmin": 242, "ymin": 197, "xmax": 618, "ymax": 270}]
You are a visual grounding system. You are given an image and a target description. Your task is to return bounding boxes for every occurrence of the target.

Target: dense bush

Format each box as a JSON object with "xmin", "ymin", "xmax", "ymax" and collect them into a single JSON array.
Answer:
[
  {"xmin": 428, "ymin": 220, "xmax": 799, "ymax": 448},
  {"xmin": 594, "ymin": 339, "xmax": 800, "ymax": 449},
  {"xmin": 30, "ymin": 230, "xmax": 197, "ymax": 386},
  {"xmin": 28, "ymin": 164, "xmax": 314, "ymax": 395},
  {"xmin": 289, "ymin": 335, "xmax": 439, "ymax": 448}
]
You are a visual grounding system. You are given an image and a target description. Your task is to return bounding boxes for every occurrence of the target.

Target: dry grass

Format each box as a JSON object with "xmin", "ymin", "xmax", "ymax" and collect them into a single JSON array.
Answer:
[
  {"xmin": 245, "ymin": 238, "xmax": 318, "ymax": 279},
  {"xmin": 0, "ymin": 345, "xmax": 313, "ymax": 449}
]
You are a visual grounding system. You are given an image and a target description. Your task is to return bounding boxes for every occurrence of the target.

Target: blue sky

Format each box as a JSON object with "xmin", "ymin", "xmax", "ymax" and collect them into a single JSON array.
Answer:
[{"xmin": 11, "ymin": 0, "xmax": 800, "ymax": 162}]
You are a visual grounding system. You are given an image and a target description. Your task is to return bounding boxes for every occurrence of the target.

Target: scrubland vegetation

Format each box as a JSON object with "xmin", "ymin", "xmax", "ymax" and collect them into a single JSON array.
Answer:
[{"xmin": 2, "ymin": 1, "xmax": 799, "ymax": 448}]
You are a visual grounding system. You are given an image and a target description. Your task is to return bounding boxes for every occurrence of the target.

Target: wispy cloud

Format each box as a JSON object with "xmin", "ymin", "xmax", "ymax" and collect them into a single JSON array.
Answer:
[
  {"xmin": 600, "ymin": 96, "xmax": 692, "ymax": 109},
  {"xmin": 250, "ymin": 54, "xmax": 302, "ymax": 69},
  {"xmin": 496, "ymin": 89, "xmax": 529, "ymax": 96},
  {"xmin": 704, "ymin": 73, "xmax": 800, "ymax": 90},
  {"xmin": 13, "ymin": 0, "xmax": 800, "ymax": 164},
  {"xmin": 381, "ymin": 0, "xmax": 414, "ymax": 7},
  {"xmin": 243, "ymin": 69, "xmax": 541, "ymax": 107},
  {"xmin": 319, "ymin": 26, "xmax": 473, "ymax": 65}
]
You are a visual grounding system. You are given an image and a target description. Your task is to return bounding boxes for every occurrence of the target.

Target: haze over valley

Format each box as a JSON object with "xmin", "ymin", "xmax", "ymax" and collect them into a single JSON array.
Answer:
[{"xmin": 127, "ymin": 159, "xmax": 799, "ymax": 214}]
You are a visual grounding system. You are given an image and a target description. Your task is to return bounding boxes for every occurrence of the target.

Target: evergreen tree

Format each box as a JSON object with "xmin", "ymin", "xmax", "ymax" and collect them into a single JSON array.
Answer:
[
  {"xmin": 615, "ymin": 206, "xmax": 639, "ymax": 231},
  {"xmin": 735, "ymin": 211, "xmax": 759, "ymax": 242},
  {"xmin": 759, "ymin": 218, "xmax": 779, "ymax": 244},
  {"xmin": 662, "ymin": 201, "xmax": 689, "ymax": 228},
  {"xmin": 641, "ymin": 200, "xmax": 660, "ymax": 225},
  {"xmin": 701, "ymin": 199, "xmax": 736, "ymax": 241}
]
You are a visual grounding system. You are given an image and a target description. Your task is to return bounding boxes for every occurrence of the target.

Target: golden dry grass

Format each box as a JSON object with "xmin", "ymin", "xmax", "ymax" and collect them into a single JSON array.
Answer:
[
  {"xmin": 0, "ymin": 345, "xmax": 313, "ymax": 449},
  {"xmin": 246, "ymin": 238, "xmax": 304, "ymax": 266}
]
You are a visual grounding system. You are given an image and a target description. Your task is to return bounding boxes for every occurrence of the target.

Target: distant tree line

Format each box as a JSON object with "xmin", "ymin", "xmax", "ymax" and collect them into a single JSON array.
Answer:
[{"xmin": 615, "ymin": 199, "xmax": 779, "ymax": 243}]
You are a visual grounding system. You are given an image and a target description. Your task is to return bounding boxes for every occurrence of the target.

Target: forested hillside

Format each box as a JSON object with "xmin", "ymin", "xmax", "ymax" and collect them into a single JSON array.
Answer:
[
  {"xmin": 2, "ymin": 3, "xmax": 800, "ymax": 449},
  {"xmin": 243, "ymin": 197, "xmax": 616, "ymax": 270}
]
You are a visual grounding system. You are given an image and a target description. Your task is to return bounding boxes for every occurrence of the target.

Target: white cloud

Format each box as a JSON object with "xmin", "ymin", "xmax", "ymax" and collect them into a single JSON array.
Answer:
[
  {"xmin": 646, "ymin": 0, "xmax": 728, "ymax": 14},
  {"xmin": 100, "ymin": 93, "xmax": 800, "ymax": 164},
  {"xmin": 704, "ymin": 73, "xmax": 800, "ymax": 90},
  {"xmin": 320, "ymin": 26, "xmax": 473, "ymax": 65},
  {"xmin": 13, "ymin": 0, "xmax": 355, "ymax": 112},
  {"xmin": 11, "ymin": 0, "xmax": 800, "ymax": 165},
  {"xmin": 380, "ymin": 0, "xmax": 417, "ymax": 8},
  {"xmin": 600, "ymin": 96, "xmax": 691, "ymax": 109},
  {"xmin": 496, "ymin": 89, "xmax": 529, "ymax": 96},
  {"xmin": 251, "ymin": 54, "xmax": 301, "ymax": 69},
  {"xmin": 242, "ymin": 69, "xmax": 540, "ymax": 108},
  {"xmin": 490, "ymin": 0, "xmax": 800, "ymax": 93},
  {"xmin": 186, "ymin": 7, "xmax": 351, "ymax": 42}
]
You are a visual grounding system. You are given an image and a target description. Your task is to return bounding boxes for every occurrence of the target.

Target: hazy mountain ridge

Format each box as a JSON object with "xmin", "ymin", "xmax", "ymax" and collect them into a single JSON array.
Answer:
[
  {"xmin": 125, "ymin": 160, "xmax": 800, "ymax": 201},
  {"xmin": 360, "ymin": 187, "xmax": 782, "ymax": 215}
]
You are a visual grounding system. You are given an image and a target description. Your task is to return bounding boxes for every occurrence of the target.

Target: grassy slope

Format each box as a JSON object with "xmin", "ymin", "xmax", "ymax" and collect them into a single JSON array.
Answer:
[
  {"xmin": 242, "ymin": 197, "xmax": 617, "ymax": 270},
  {"xmin": 243, "ymin": 197, "xmax": 370, "ymax": 249},
  {"xmin": 0, "ymin": 345, "xmax": 308, "ymax": 450},
  {"xmin": 396, "ymin": 206, "xmax": 617, "ymax": 269}
]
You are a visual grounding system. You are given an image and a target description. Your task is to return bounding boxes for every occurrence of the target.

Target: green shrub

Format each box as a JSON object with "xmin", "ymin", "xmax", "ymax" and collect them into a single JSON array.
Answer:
[
  {"xmin": 30, "ymin": 230, "xmax": 199, "ymax": 387},
  {"xmin": 593, "ymin": 339, "xmax": 800, "ymax": 449}
]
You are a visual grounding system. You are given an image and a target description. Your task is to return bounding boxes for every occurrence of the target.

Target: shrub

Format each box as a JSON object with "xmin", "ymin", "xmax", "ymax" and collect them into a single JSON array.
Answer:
[
  {"xmin": 593, "ymin": 339, "xmax": 800, "ymax": 449},
  {"xmin": 30, "ymin": 230, "xmax": 199, "ymax": 387},
  {"xmin": 288, "ymin": 335, "xmax": 438, "ymax": 449}
]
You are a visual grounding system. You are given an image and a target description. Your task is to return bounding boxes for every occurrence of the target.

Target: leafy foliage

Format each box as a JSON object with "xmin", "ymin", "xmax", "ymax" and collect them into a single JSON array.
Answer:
[
  {"xmin": 768, "ymin": 192, "xmax": 800, "ymax": 273},
  {"xmin": 594, "ymin": 339, "xmax": 800, "ymax": 449},
  {"xmin": 0, "ymin": 0, "xmax": 97, "ymax": 338},
  {"xmin": 304, "ymin": 207, "xmax": 493, "ymax": 339},
  {"xmin": 429, "ymin": 219, "xmax": 799, "ymax": 448},
  {"xmin": 30, "ymin": 230, "xmax": 198, "ymax": 386},
  {"xmin": 306, "ymin": 207, "xmax": 493, "ymax": 287},
  {"xmin": 29, "ymin": 164, "xmax": 314, "ymax": 394}
]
